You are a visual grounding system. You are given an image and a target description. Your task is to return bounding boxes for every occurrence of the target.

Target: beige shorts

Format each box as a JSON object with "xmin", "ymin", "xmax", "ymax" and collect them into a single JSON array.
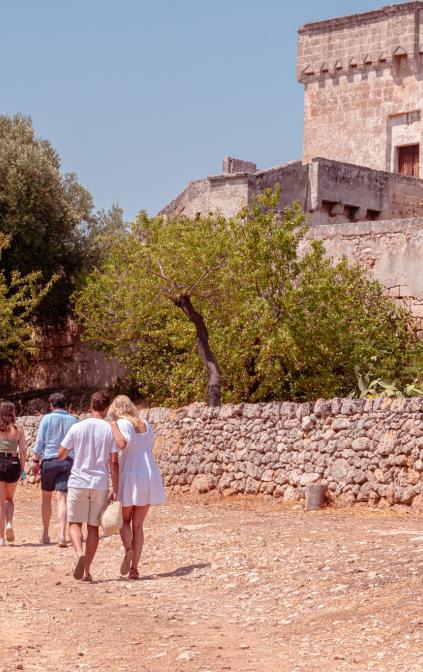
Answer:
[{"xmin": 67, "ymin": 487, "xmax": 108, "ymax": 526}]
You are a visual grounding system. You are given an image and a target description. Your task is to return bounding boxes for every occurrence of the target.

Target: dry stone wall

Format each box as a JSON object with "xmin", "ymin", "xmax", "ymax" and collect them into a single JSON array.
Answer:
[
  {"xmin": 147, "ymin": 398, "xmax": 423, "ymax": 509},
  {"xmin": 19, "ymin": 398, "xmax": 423, "ymax": 509}
]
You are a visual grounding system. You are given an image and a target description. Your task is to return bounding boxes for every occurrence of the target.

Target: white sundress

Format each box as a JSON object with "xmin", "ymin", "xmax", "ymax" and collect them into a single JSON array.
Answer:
[{"xmin": 117, "ymin": 418, "xmax": 167, "ymax": 507}]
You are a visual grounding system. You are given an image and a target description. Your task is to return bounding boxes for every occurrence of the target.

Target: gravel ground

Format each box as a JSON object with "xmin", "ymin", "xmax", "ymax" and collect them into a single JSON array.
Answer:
[{"xmin": 1, "ymin": 487, "xmax": 423, "ymax": 672}]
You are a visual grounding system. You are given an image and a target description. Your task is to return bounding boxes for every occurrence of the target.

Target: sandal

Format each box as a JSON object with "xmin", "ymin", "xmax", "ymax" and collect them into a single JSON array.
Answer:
[
  {"xmin": 58, "ymin": 538, "xmax": 67, "ymax": 548},
  {"xmin": 72, "ymin": 554, "xmax": 85, "ymax": 580},
  {"xmin": 39, "ymin": 535, "xmax": 50, "ymax": 545},
  {"xmin": 129, "ymin": 568, "xmax": 139, "ymax": 580},
  {"xmin": 120, "ymin": 548, "xmax": 134, "ymax": 576},
  {"xmin": 81, "ymin": 573, "xmax": 93, "ymax": 582}
]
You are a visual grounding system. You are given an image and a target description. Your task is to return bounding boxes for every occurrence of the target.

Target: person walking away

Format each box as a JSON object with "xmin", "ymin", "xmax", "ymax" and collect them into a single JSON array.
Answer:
[
  {"xmin": 0, "ymin": 401, "xmax": 26, "ymax": 545},
  {"xmin": 108, "ymin": 395, "xmax": 166, "ymax": 580},
  {"xmin": 58, "ymin": 391, "xmax": 119, "ymax": 581},
  {"xmin": 31, "ymin": 392, "xmax": 79, "ymax": 547}
]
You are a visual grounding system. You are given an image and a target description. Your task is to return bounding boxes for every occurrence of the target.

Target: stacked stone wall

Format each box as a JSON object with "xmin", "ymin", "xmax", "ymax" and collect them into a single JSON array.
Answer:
[
  {"xmin": 144, "ymin": 399, "xmax": 423, "ymax": 509},
  {"xmin": 20, "ymin": 398, "xmax": 423, "ymax": 509}
]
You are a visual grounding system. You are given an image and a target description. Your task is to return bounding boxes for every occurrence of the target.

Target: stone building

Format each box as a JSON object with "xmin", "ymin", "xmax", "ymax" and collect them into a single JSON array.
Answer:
[
  {"xmin": 160, "ymin": 1, "xmax": 423, "ymax": 322},
  {"xmin": 299, "ymin": 1, "xmax": 423, "ymax": 174}
]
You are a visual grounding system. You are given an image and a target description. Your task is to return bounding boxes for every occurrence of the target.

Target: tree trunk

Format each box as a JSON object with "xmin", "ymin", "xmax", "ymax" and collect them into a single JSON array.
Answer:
[
  {"xmin": 305, "ymin": 483, "xmax": 327, "ymax": 511},
  {"xmin": 173, "ymin": 294, "xmax": 221, "ymax": 406}
]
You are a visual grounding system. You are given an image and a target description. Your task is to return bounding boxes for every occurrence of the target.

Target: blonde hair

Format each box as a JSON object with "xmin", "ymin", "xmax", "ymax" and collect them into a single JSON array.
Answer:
[{"xmin": 108, "ymin": 395, "xmax": 145, "ymax": 432}]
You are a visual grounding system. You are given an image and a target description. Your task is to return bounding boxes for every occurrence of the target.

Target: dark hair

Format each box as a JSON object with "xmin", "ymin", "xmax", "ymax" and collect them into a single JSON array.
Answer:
[
  {"xmin": 49, "ymin": 392, "xmax": 66, "ymax": 409},
  {"xmin": 90, "ymin": 390, "xmax": 111, "ymax": 412},
  {"xmin": 0, "ymin": 401, "xmax": 16, "ymax": 431}
]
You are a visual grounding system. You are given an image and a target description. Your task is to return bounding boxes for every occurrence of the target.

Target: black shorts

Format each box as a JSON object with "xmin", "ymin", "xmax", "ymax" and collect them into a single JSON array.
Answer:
[
  {"xmin": 41, "ymin": 458, "xmax": 73, "ymax": 493},
  {"xmin": 0, "ymin": 456, "xmax": 20, "ymax": 484}
]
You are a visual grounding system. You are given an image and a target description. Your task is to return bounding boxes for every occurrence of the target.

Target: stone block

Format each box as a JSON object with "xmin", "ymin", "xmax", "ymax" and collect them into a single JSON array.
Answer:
[
  {"xmin": 330, "ymin": 458, "xmax": 349, "ymax": 482},
  {"xmin": 332, "ymin": 418, "xmax": 350, "ymax": 431}
]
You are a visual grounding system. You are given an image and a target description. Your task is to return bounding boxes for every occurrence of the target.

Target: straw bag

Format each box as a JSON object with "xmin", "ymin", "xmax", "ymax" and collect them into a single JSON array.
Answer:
[{"xmin": 100, "ymin": 500, "xmax": 123, "ymax": 536}]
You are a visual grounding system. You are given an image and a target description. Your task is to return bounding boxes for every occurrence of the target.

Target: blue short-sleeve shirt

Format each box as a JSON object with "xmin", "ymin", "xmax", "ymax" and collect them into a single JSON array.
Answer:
[{"xmin": 33, "ymin": 410, "xmax": 79, "ymax": 460}]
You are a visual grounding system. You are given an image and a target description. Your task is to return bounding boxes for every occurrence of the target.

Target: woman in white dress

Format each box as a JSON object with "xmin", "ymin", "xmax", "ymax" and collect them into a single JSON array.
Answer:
[{"xmin": 108, "ymin": 395, "xmax": 166, "ymax": 579}]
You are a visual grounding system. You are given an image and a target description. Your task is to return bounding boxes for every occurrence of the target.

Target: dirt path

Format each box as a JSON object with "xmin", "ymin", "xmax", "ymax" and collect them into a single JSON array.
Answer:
[{"xmin": 1, "ymin": 487, "xmax": 423, "ymax": 672}]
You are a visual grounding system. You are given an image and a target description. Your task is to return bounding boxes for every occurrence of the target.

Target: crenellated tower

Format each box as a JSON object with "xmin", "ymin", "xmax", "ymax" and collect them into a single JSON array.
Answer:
[{"xmin": 298, "ymin": 1, "xmax": 423, "ymax": 177}]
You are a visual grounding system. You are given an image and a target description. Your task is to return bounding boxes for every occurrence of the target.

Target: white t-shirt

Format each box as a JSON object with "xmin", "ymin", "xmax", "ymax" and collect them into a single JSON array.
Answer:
[{"xmin": 61, "ymin": 417, "xmax": 118, "ymax": 490}]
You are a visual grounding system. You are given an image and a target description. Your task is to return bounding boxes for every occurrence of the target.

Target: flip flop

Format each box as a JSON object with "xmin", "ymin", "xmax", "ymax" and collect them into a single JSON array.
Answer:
[
  {"xmin": 58, "ymin": 539, "xmax": 67, "ymax": 548},
  {"xmin": 81, "ymin": 574, "xmax": 93, "ymax": 582},
  {"xmin": 72, "ymin": 554, "xmax": 85, "ymax": 580},
  {"xmin": 120, "ymin": 548, "xmax": 134, "ymax": 576}
]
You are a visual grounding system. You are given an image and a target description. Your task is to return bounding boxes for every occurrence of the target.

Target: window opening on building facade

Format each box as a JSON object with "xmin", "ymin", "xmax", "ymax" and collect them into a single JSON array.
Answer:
[{"xmin": 397, "ymin": 144, "xmax": 420, "ymax": 177}]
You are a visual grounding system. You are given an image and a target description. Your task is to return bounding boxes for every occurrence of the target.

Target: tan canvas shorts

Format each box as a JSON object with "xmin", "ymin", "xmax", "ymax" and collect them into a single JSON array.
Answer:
[{"xmin": 67, "ymin": 487, "xmax": 108, "ymax": 526}]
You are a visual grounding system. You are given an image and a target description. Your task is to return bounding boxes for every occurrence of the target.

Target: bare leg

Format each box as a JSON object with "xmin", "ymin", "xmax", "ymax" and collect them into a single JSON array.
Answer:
[
  {"xmin": 5, "ymin": 483, "xmax": 17, "ymax": 525},
  {"xmin": 56, "ymin": 491, "xmax": 67, "ymax": 541},
  {"xmin": 69, "ymin": 522, "xmax": 84, "ymax": 557},
  {"xmin": 0, "ymin": 482, "xmax": 6, "ymax": 539},
  {"xmin": 119, "ymin": 506, "xmax": 134, "ymax": 552},
  {"xmin": 41, "ymin": 490, "xmax": 53, "ymax": 538},
  {"xmin": 84, "ymin": 525, "xmax": 99, "ymax": 577},
  {"xmin": 131, "ymin": 505, "xmax": 150, "ymax": 571}
]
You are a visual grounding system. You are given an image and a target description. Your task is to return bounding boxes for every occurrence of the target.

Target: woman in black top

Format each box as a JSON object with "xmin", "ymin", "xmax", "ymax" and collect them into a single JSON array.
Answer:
[{"xmin": 0, "ymin": 401, "xmax": 26, "ymax": 545}]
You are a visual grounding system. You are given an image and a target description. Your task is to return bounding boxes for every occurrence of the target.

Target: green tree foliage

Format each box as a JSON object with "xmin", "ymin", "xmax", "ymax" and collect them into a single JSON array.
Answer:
[
  {"xmin": 0, "ymin": 234, "xmax": 56, "ymax": 364},
  {"xmin": 0, "ymin": 114, "xmax": 96, "ymax": 321},
  {"xmin": 218, "ymin": 190, "xmax": 417, "ymax": 401},
  {"xmin": 75, "ymin": 189, "xmax": 418, "ymax": 405},
  {"xmin": 75, "ymin": 212, "xmax": 229, "ymax": 405}
]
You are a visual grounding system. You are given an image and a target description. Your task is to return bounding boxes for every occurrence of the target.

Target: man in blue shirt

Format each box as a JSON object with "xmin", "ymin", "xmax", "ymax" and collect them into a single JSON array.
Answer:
[{"xmin": 31, "ymin": 392, "xmax": 78, "ymax": 547}]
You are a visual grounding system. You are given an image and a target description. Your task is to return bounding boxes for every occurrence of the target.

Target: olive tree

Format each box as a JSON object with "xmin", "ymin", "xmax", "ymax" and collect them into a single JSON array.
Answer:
[
  {"xmin": 75, "ymin": 212, "xmax": 229, "ymax": 405},
  {"xmin": 0, "ymin": 234, "xmax": 56, "ymax": 364},
  {"xmin": 0, "ymin": 114, "xmax": 96, "ymax": 321}
]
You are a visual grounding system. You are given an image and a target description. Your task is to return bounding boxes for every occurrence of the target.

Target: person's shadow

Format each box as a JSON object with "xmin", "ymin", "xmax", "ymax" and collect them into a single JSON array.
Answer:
[
  {"xmin": 143, "ymin": 562, "xmax": 211, "ymax": 580},
  {"xmin": 92, "ymin": 562, "xmax": 211, "ymax": 584}
]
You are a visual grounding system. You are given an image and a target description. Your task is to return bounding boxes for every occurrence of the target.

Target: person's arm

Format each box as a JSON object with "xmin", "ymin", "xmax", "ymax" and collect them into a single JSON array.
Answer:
[
  {"xmin": 109, "ymin": 420, "xmax": 127, "ymax": 450},
  {"xmin": 109, "ymin": 452, "xmax": 119, "ymax": 500},
  {"xmin": 57, "ymin": 445, "xmax": 69, "ymax": 461},
  {"xmin": 58, "ymin": 425, "xmax": 74, "ymax": 461},
  {"xmin": 32, "ymin": 417, "xmax": 47, "ymax": 472},
  {"xmin": 18, "ymin": 428, "xmax": 26, "ymax": 472}
]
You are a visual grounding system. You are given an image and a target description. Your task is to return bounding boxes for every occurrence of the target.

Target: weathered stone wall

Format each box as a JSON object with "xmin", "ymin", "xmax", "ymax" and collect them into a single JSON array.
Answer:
[
  {"xmin": 145, "ymin": 398, "xmax": 423, "ymax": 509},
  {"xmin": 159, "ymin": 160, "xmax": 309, "ymax": 220},
  {"xmin": 307, "ymin": 217, "xmax": 423, "ymax": 322},
  {"xmin": 19, "ymin": 398, "xmax": 423, "ymax": 509},
  {"xmin": 18, "ymin": 399, "xmax": 420, "ymax": 507},
  {"xmin": 298, "ymin": 2, "xmax": 423, "ymax": 172},
  {"xmin": 159, "ymin": 157, "xmax": 423, "ymax": 225},
  {"xmin": 309, "ymin": 158, "xmax": 423, "ymax": 223},
  {"xmin": 0, "ymin": 318, "xmax": 126, "ymax": 401}
]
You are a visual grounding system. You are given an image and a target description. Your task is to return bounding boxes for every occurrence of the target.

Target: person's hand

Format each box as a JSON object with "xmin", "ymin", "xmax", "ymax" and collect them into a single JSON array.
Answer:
[
  {"xmin": 32, "ymin": 461, "xmax": 40, "ymax": 476},
  {"xmin": 109, "ymin": 490, "xmax": 117, "ymax": 503}
]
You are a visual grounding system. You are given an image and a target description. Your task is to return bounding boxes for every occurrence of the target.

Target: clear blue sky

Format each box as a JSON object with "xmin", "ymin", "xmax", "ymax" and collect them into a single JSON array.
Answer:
[{"xmin": 0, "ymin": 0, "xmax": 403, "ymax": 219}]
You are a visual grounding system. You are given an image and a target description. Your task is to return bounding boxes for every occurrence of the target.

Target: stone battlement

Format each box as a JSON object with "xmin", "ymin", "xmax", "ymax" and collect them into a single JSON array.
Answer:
[
  {"xmin": 159, "ymin": 156, "xmax": 423, "ymax": 224},
  {"xmin": 298, "ymin": 1, "xmax": 423, "ymax": 83}
]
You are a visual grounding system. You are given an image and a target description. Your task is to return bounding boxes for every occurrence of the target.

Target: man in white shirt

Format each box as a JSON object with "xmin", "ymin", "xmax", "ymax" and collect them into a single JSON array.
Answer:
[{"xmin": 58, "ymin": 390, "xmax": 119, "ymax": 581}]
